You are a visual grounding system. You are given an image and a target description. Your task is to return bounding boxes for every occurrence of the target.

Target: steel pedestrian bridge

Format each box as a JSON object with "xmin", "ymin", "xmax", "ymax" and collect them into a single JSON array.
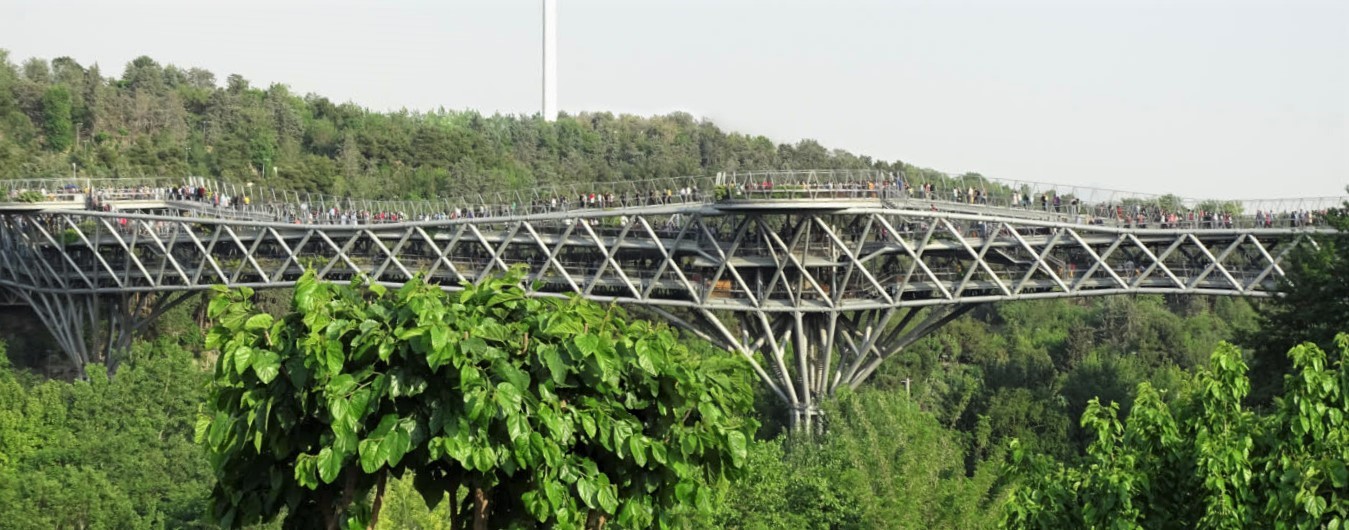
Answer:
[{"xmin": 1, "ymin": 170, "xmax": 1342, "ymax": 429}]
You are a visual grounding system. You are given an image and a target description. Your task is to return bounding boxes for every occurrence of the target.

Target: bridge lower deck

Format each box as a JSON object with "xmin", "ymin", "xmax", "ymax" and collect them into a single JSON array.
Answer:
[{"xmin": 0, "ymin": 204, "xmax": 1307, "ymax": 312}]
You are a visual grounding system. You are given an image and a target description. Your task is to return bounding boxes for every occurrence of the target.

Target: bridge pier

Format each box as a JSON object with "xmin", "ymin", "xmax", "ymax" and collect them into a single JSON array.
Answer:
[
  {"xmin": 21, "ymin": 290, "xmax": 99, "ymax": 374},
  {"xmin": 689, "ymin": 304, "xmax": 979, "ymax": 433},
  {"xmin": 17, "ymin": 290, "xmax": 196, "ymax": 377}
]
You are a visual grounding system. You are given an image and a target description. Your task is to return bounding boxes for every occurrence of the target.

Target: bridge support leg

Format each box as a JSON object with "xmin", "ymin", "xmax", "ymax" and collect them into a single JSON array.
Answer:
[
  {"xmin": 101, "ymin": 291, "xmax": 198, "ymax": 374},
  {"xmin": 694, "ymin": 304, "xmax": 978, "ymax": 434},
  {"xmin": 16, "ymin": 290, "xmax": 197, "ymax": 377},
  {"xmin": 21, "ymin": 290, "xmax": 99, "ymax": 377}
]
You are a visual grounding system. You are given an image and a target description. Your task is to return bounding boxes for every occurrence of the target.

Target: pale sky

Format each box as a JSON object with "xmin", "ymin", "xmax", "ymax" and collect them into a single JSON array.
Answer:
[{"xmin": 3, "ymin": 0, "xmax": 1346, "ymax": 199}]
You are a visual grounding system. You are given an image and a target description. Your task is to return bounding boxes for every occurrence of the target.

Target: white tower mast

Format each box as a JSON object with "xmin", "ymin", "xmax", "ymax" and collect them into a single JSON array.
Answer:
[{"xmin": 542, "ymin": 0, "xmax": 558, "ymax": 121}]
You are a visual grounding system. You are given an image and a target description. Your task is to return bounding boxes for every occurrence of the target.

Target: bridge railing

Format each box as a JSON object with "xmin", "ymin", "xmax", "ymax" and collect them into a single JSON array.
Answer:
[
  {"xmin": 3, "ymin": 172, "xmax": 1344, "ymax": 232},
  {"xmin": 716, "ymin": 169, "xmax": 1347, "ymax": 229},
  {"xmin": 717, "ymin": 169, "xmax": 1342, "ymax": 210},
  {"xmin": 1, "ymin": 177, "xmax": 207, "ymax": 205},
  {"xmin": 182, "ymin": 174, "xmax": 716, "ymax": 224}
]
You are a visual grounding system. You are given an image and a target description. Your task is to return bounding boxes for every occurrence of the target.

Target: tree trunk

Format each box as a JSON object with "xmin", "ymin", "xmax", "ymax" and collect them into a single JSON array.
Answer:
[
  {"xmin": 448, "ymin": 483, "xmax": 471, "ymax": 530},
  {"xmin": 472, "ymin": 486, "xmax": 491, "ymax": 530},
  {"xmin": 586, "ymin": 510, "xmax": 608, "ymax": 530},
  {"xmin": 319, "ymin": 487, "xmax": 337, "ymax": 530},
  {"xmin": 447, "ymin": 482, "xmax": 462, "ymax": 530},
  {"xmin": 366, "ymin": 469, "xmax": 388, "ymax": 530},
  {"xmin": 327, "ymin": 467, "xmax": 358, "ymax": 530}
]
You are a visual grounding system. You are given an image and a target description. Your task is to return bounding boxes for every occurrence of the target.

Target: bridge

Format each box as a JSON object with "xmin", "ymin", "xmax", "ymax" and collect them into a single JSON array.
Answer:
[{"xmin": 0, "ymin": 170, "xmax": 1342, "ymax": 430}]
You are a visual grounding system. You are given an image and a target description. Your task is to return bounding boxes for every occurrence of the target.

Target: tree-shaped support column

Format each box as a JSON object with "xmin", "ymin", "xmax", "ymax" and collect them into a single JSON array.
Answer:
[
  {"xmin": 18, "ymin": 290, "xmax": 197, "ymax": 377},
  {"xmin": 689, "ymin": 304, "xmax": 977, "ymax": 433}
]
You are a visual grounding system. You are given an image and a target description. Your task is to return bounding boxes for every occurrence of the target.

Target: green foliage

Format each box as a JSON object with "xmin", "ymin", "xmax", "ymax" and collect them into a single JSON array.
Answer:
[
  {"xmin": 199, "ymin": 268, "xmax": 758, "ymax": 529},
  {"xmin": 717, "ymin": 389, "xmax": 1006, "ymax": 529},
  {"xmin": 1004, "ymin": 335, "xmax": 1349, "ymax": 529},
  {"xmin": 0, "ymin": 339, "xmax": 213, "ymax": 528},
  {"xmin": 1196, "ymin": 200, "xmax": 1245, "ymax": 217},
  {"xmin": 1244, "ymin": 204, "xmax": 1348, "ymax": 402},
  {"xmin": 59, "ymin": 227, "xmax": 81, "ymax": 244},
  {"xmin": 371, "ymin": 472, "xmax": 455, "ymax": 529},
  {"xmin": 1256, "ymin": 334, "xmax": 1349, "ymax": 529},
  {"xmin": 13, "ymin": 190, "xmax": 45, "ymax": 202},
  {"xmin": 41, "ymin": 84, "xmax": 73, "ymax": 152},
  {"xmin": 885, "ymin": 296, "xmax": 1261, "ymax": 464},
  {"xmin": 0, "ymin": 50, "xmax": 921, "ymax": 194}
]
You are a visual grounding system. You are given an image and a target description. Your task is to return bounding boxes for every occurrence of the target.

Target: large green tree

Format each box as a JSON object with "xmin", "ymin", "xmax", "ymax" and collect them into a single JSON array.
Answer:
[
  {"xmin": 1244, "ymin": 200, "xmax": 1348, "ymax": 401},
  {"xmin": 198, "ymin": 269, "xmax": 757, "ymax": 529},
  {"xmin": 41, "ymin": 84, "xmax": 73, "ymax": 152},
  {"xmin": 1003, "ymin": 336, "xmax": 1349, "ymax": 529}
]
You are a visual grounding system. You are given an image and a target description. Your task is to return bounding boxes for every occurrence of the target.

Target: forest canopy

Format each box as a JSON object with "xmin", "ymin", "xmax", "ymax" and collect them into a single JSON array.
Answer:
[{"xmin": 0, "ymin": 50, "xmax": 946, "ymax": 201}]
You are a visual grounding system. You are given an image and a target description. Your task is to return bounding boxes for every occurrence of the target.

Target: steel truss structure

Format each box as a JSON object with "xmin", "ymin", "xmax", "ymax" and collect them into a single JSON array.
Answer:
[
  {"xmin": 1, "ymin": 195, "xmax": 1331, "ymax": 430},
  {"xmin": 0, "ymin": 287, "xmax": 20, "ymax": 306}
]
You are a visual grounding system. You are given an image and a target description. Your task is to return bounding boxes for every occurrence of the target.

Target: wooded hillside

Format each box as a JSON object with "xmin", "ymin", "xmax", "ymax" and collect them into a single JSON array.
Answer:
[{"xmin": 0, "ymin": 51, "xmax": 935, "ymax": 199}]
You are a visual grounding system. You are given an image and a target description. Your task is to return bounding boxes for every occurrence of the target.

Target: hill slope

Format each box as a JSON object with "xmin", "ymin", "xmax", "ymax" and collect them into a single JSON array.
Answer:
[{"xmin": 0, "ymin": 51, "xmax": 950, "ymax": 199}]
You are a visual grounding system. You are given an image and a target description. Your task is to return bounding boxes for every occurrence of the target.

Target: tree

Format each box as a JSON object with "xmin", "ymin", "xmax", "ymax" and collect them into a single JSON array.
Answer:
[
  {"xmin": 1003, "ymin": 335, "xmax": 1349, "ymax": 529},
  {"xmin": 198, "ymin": 268, "xmax": 758, "ymax": 529},
  {"xmin": 21, "ymin": 57, "xmax": 50, "ymax": 84},
  {"xmin": 0, "ymin": 339, "xmax": 213, "ymax": 528},
  {"xmin": 1255, "ymin": 334, "xmax": 1349, "ymax": 528},
  {"xmin": 41, "ymin": 84, "xmax": 73, "ymax": 151},
  {"xmin": 715, "ymin": 389, "xmax": 1006, "ymax": 530},
  {"xmin": 1244, "ymin": 202, "xmax": 1348, "ymax": 401},
  {"xmin": 121, "ymin": 55, "xmax": 165, "ymax": 92},
  {"xmin": 186, "ymin": 67, "xmax": 217, "ymax": 90}
]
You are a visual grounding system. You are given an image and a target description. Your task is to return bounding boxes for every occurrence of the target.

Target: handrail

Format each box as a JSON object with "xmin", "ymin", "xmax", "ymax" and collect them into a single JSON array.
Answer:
[{"xmin": 1, "ymin": 171, "xmax": 1344, "ymax": 231}]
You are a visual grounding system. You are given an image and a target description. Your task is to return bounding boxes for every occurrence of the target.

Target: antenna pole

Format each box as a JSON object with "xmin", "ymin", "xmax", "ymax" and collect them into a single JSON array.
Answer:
[{"xmin": 542, "ymin": 0, "xmax": 558, "ymax": 121}]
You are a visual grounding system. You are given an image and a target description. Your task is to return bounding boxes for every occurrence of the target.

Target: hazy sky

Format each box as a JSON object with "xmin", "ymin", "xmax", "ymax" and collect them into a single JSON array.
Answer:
[{"xmin": 3, "ymin": 0, "xmax": 1346, "ymax": 199}]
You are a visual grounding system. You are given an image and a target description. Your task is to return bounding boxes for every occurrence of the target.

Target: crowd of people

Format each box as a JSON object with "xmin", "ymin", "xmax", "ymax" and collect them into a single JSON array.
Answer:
[
  {"xmin": 0, "ymin": 177, "xmax": 1339, "ymax": 234},
  {"xmin": 726, "ymin": 178, "xmax": 1337, "ymax": 231}
]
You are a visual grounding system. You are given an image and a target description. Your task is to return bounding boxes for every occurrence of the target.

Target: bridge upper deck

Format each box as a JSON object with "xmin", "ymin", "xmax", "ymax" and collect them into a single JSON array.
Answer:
[{"xmin": 1, "ymin": 171, "xmax": 1343, "ymax": 231}]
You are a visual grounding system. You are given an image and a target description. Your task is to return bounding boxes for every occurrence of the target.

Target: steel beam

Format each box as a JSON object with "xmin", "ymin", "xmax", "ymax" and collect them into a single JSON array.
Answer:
[{"xmin": 0, "ymin": 188, "xmax": 1333, "ymax": 430}]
